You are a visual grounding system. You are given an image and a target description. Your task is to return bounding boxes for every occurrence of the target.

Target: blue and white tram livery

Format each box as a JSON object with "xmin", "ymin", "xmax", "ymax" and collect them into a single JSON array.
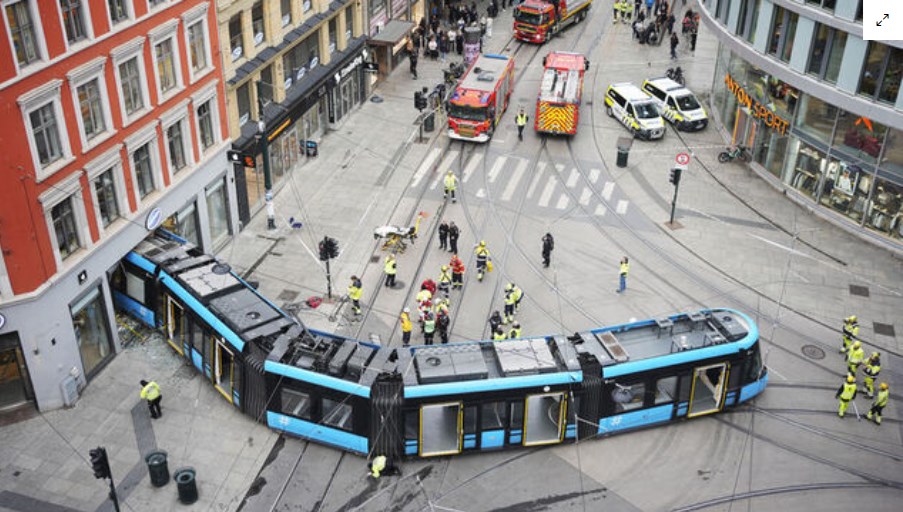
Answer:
[{"xmin": 116, "ymin": 233, "xmax": 767, "ymax": 461}]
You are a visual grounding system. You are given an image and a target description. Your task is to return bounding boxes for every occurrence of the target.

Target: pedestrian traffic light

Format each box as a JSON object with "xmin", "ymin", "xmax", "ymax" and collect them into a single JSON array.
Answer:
[
  {"xmin": 89, "ymin": 447, "xmax": 110, "ymax": 480},
  {"xmin": 318, "ymin": 236, "xmax": 339, "ymax": 261},
  {"xmin": 669, "ymin": 167, "xmax": 682, "ymax": 185},
  {"xmin": 414, "ymin": 91, "xmax": 427, "ymax": 111}
]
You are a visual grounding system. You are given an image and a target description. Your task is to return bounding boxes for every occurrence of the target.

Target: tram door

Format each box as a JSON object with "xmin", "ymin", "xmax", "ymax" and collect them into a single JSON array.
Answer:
[
  {"xmin": 420, "ymin": 402, "xmax": 463, "ymax": 456},
  {"xmin": 688, "ymin": 363, "xmax": 729, "ymax": 417},
  {"xmin": 212, "ymin": 338, "xmax": 236, "ymax": 404},
  {"xmin": 523, "ymin": 392, "xmax": 567, "ymax": 446},
  {"xmin": 165, "ymin": 297, "xmax": 186, "ymax": 356}
]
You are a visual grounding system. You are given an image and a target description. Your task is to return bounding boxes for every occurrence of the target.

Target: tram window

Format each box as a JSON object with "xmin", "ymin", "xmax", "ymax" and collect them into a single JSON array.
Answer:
[
  {"xmin": 678, "ymin": 374, "xmax": 692, "ymax": 401},
  {"xmin": 281, "ymin": 388, "xmax": 312, "ymax": 420},
  {"xmin": 481, "ymin": 402, "xmax": 507, "ymax": 429},
  {"xmin": 654, "ymin": 376, "xmax": 678, "ymax": 405},
  {"xmin": 744, "ymin": 349, "xmax": 763, "ymax": 383},
  {"xmin": 463, "ymin": 406, "xmax": 477, "ymax": 434},
  {"xmin": 405, "ymin": 411, "xmax": 418, "ymax": 438},
  {"xmin": 613, "ymin": 382, "xmax": 645, "ymax": 413},
  {"xmin": 510, "ymin": 402, "xmax": 524, "ymax": 429},
  {"xmin": 322, "ymin": 398, "xmax": 353, "ymax": 431},
  {"xmin": 189, "ymin": 315, "xmax": 205, "ymax": 353},
  {"xmin": 112, "ymin": 265, "xmax": 148, "ymax": 304}
]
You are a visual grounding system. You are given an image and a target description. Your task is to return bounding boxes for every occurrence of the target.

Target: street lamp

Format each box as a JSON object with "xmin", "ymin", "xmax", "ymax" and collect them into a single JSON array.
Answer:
[{"xmin": 256, "ymin": 82, "xmax": 276, "ymax": 231}]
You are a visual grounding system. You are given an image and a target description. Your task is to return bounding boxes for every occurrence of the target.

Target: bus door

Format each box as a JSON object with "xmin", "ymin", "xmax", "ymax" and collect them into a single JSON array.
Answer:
[
  {"xmin": 165, "ymin": 296, "xmax": 186, "ymax": 356},
  {"xmin": 212, "ymin": 338, "xmax": 239, "ymax": 405},
  {"xmin": 687, "ymin": 363, "xmax": 729, "ymax": 417},
  {"xmin": 420, "ymin": 402, "xmax": 463, "ymax": 456},
  {"xmin": 523, "ymin": 392, "xmax": 567, "ymax": 446}
]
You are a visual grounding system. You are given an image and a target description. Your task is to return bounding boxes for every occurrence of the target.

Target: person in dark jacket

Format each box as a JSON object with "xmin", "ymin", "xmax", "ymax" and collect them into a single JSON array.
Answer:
[
  {"xmin": 542, "ymin": 233, "xmax": 554, "ymax": 267},
  {"xmin": 448, "ymin": 221, "xmax": 460, "ymax": 253},
  {"xmin": 670, "ymin": 32, "xmax": 679, "ymax": 59},
  {"xmin": 438, "ymin": 221, "xmax": 449, "ymax": 250}
]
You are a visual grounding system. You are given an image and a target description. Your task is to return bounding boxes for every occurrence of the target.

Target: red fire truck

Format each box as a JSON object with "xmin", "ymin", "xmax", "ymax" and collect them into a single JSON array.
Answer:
[
  {"xmin": 447, "ymin": 54, "xmax": 515, "ymax": 143},
  {"xmin": 514, "ymin": 0, "xmax": 593, "ymax": 44},
  {"xmin": 535, "ymin": 52, "xmax": 588, "ymax": 135}
]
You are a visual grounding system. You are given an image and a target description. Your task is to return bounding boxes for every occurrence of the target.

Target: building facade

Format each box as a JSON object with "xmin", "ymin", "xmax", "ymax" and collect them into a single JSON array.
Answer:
[
  {"xmin": 0, "ymin": 0, "xmax": 236, "ymax": 412},
  {"xmin": 701, "ymin": 0, "xmax": 903, "ymax": 252}
]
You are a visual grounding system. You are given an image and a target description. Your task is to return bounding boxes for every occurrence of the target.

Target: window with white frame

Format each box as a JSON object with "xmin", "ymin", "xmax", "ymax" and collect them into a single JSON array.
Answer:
[
  {"xmin": 151, "ymin": 21, "xmax": 182, "ymax": 99},
  {"xmin": 167, "ymin": 121, "xmax": 187, "ymax": 173},
  {"xmin": 68, "ymin": 57, "xmax": 113, "ymax": 150},
  {"xmin": 186, "ymin": 19, "xmax": 209, "ymax": 77},
  {"xmin": 39, "ymin": 172, "xmax": 89, "ymax": 264},
  {"xmin": 5, "ymin": 0, "xmax": 42, "ymax": 67},
  {"xmin": 85, "ymin": 145, "xmax": 128, "ymax": 233},
  {"xmin": 280, "ymin": 0, "xmax": 291, "ymax": 27},
  {"xmin": 133, "ymin": 143, "xmax": 155, "ymax": 198},
  {"xmin": 19, "ymin": 80, "xmax": 72, "ymax": 180},
  {"xmin": 148, "ymin": 0, "xmax": 168, "ymax": 8},
  {"xmin": 59, "ymin": 0, "xmax": 89, "ymax": 45},
  {"xmin": 52, "ymin": 197, "xmax": 81, "ymax": 259},
  {"xmin": 94, "ymin": 169, "xmax": 120, "ymax": 227},
  {"xmin": 228, "ymin": 14, "xmax": 243, "ymax": 60},
  {"xmin": 113, "ymin": 38, "xmax": 149, "ymax": 125},
  {"xmin": 160, "ymin": 102, "xmax": 191, "ymax": 174},
  {"xmin": 107, "ymin": 0, "xmax": 128, "ymax": 25},
  {"xmin": 252, "ymin": 2, "xmax": 265, "ymax": 46},
  {"xmin": 197, "ymin": 99, "xmax": 216, "ymax": 150},
  {"xmin": 237, "ymin": 82, "xmax": 251, "ymax": 125}
]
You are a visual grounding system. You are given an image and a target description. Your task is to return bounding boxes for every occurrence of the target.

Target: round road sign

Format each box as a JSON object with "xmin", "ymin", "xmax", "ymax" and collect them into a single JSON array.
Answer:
[{"xmin": 676, "ymin": 152, "xmax": 691, "ymax": 166}]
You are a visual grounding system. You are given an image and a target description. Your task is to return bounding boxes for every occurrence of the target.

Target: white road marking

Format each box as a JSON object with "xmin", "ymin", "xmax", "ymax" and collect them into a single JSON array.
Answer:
[
  {"xmin": 526, "ymin": 162, "xmax": 547, "ymax": 198},
  {"xmin": 579, "ymin": 187, "xmax": 592, "ymax": 205},
  {"xmin": 555, "ymin": 194, "xmax": 570, "ymax": 210},
  {"xmin": 602, "ymin": 181, "xmax": 615, "ymax": 201},
  {"xmin": 501, "ymin": 159, "xmax": 528, "ymax": 202},
  {"xmin": 616, "ymin": 200, "xmax": 628, "ymax": 215},
  {"xmin": 538, "ymin": 176, "xmax": 557, "ymax": 207},
  {"xmin": 594, "ymin": 205, "xmax": 607, "ymax": 216},
  {"xmin": 476, "ymin": 188, "xmax": 486, "ymax": 198},
  {"xmin": 462, "ymin": 153, "xmax": 483, "ymax": 183},
  {"xmin": 589, "ymin": 168, "xmax": 600, "ymax": 183},
  {"xmin": 747, "ymin": 234, "xmax": 820, "ymax": 261},
  {"xmin": 488, "ymin": 156, "xmax": 507, "ymax": 183},
  {"xmin": 412, "ymin": 147, "xmax": 442, "ymax": 188},
  {"xmin": 566, "ymin": 168, "xmax": 578, "ymax": 188}
]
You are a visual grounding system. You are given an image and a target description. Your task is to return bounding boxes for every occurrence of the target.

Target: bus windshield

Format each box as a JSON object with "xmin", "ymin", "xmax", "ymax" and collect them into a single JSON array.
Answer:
[
  {"xmin": 449, "ymin": 104, "xmax": 489, "ymax": 122},
  {"xmin": 676, "ymin": 94, "xmax": 701, "ymax": 111},
  {"xmin": 514, "ymin": 9, "xmax": 547, "ymax": 25},
  {"xmin": 634, "ymin": 103, "xmax": 659, "ymax": 119}
]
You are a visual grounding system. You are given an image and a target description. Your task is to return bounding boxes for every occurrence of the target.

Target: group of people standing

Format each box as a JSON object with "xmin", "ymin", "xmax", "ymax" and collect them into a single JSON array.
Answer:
[
  {"xmin": 615, "ymin": 1, "xmax": 699, "ymax": 58},
  {"xmin": 835, "ymin": 315, "xmax": 890, "ymax": 425}
]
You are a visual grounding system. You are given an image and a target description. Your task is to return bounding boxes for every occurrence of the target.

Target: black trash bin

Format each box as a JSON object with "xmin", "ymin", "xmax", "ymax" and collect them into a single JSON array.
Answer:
[
  {"xmin": 424, "ymin": 112, "xmax": 435, "ymax": 132},
  {"xmin": 304, "ymin": 140, "xmax": 318, "ymax": 157},
  {"xmin": 174, "ymin": 468, "xmax": 198, "ymax": 505},
  {"xmin": 616, "ymin": 136, "xmax": 633, "ymax": 168},
  {"xmin": 145, "ymin": 451, "xmax": 169, "ymax": 488}
]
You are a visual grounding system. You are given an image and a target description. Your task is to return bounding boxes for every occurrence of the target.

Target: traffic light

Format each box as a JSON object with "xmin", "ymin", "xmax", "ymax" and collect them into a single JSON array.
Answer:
[
  {"xmin": 243, "ymin": 155, "xmax": 256, "ymax": 168},
  {"xmin": 414, "ymin": 91, "xmax": 427, "ymax": 111},
  {"xmin": 318, "ymin": 237, "xmax": 339, "ymax": 261},
  {"xmin": 669, "ymin": 167, "xmax": 682, "ymax": 185},
  {"xmin": 89, "ymin": 447, "xmax": 110, "ymax": 480}
]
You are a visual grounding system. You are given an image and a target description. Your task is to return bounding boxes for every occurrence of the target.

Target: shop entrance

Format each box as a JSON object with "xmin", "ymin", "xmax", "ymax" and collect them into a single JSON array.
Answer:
[{"xmin": 0, "ymin": 333, "xmax": 35, "ymax": 411}]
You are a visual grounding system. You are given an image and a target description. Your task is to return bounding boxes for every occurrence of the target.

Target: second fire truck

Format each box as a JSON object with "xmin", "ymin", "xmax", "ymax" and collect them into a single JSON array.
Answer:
[
  {"xmin": 447, "ymin": 54, "xmax": 516, "ymax": 143},
  {"xmin": 535, "ymin": 52, "xmax": 588, "ymax": 135},
  {"xmin": 514, "ymin": 0, "xmax": 593, "ymax": 43}
]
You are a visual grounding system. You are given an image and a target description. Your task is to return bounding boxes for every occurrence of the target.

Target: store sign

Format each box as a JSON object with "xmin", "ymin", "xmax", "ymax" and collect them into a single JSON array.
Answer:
[
  {"xmin": 334, "ymin": 55, "xmax": 364, "ymax": 85},
  {"xmin": 724, "ymin": 73, "xmax": 790, "ymax": 136},
  {"xmin": 145, "ymin": 207, "xmax": 163, "ymax": 230}
]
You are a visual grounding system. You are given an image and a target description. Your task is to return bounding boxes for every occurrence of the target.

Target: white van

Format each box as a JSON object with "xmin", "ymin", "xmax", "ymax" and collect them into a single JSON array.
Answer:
[
  {"xmin": 604, "ymin": 83, "xmax": 665, "ymax": 140},
  {"xmin": 641, "ymin": 78, "xmax": 708, "ymax": 131}
]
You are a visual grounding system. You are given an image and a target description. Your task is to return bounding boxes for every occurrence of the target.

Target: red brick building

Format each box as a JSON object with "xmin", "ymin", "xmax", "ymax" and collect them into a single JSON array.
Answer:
[{"xmin": 0, "ymin": 0, "xmax": 237, "ymax": 412}]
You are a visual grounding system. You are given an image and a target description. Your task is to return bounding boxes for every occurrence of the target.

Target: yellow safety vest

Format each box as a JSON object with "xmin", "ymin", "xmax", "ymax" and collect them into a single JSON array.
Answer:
[
  {"xmin": 511, "ymin": 286, "xmax": 522, "ymax": 302},
  {"xmin": 847, "ymin": 347, "xmax": 865, "ymax": 366},
  {"xmin": 620, "ymin": 262, "xmax": 629, "ymax": 276},
  {"xmin": 504, "ymin": 291, "xmax": 516, "ymax": 306},
  {"xmin": 384, "ymin": 257, "xmax": 397, "ymax": 275},
  {"xmin": 843, "ymin": 322, "xmax": 859, "ymax": 339},
  {"xmin": 348, "ymin": 283, "xmax": 362, "ymax": 300},
  {"xmin": 840, "ymin": 382, "xmax": 857, "ymax": 401},
  {"xmin": 401, "ymin": 313, "xmax": 412, "ymax": 333},
  {"xmin": 444, "ymin": 173, "xmax": 457, "ymax": 191},
  {"xmin": 416, "ymin": 289, "xmax": 432, "ymax": 303},
  {"xmin": 508, "ymin": 327, "xmax": 521, "ymax": 339},
  {"xmin": 516, "ymin": 113, "xmax": 527, "ymax": 126},
  {"xmin": 439, "ymin": 269, "xmax": 451, "ymax": 284},
  {"xmin": 370, "ymin": 455, "xmax": 386, "ymax": 478},
  {"xmin": 864, "ymin": 361, "xmax": 881, "ymax": 378},
  {"xmin": 424, "ymin": 317, "xmax": 436, "ymax": 333},
  {"xmin": 874, "ymin": 389, "xmax": 889, "ymax": 407},
  {"xmin": 140, "ymin": 381, "xmax": 161, "ymax": 401},
  {"xmin": 476, "ymin": 247, "xmax": 490, "ymax": 259},
  {"xmin": 493, "ymin": 331, "xmax": 506, "ymax": 341}
]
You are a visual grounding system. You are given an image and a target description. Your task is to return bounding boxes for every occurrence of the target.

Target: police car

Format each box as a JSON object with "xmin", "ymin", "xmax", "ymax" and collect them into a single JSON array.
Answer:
[
  {"xmin": 641, "ymin": 78, "xmax": 708, "ymax": 131},
  {"xmin": 604, "ymin": 83, "xmax": 665, "ymax": 140}
]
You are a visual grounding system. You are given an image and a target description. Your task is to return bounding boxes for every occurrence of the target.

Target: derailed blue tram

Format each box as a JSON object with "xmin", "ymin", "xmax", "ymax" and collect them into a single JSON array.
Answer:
[{"xmin": 115, "ymin": 233, "xmax": 767, "ymax": 461}]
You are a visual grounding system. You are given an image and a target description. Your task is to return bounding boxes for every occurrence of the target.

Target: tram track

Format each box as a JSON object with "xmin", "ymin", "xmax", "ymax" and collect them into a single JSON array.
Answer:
[{"xmin": 670, "ymin": 482, "xmax": 893, "ymax": 512}]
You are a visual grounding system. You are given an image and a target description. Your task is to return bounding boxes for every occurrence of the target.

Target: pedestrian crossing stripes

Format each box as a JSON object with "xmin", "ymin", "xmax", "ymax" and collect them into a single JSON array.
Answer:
[
  {"xmin": 556, "ymin": 194, "xmax": 570, "ymax": 210},
  {"xmin": 526, "ymin": 162, "xmax": 547, "ymax": 198},
  {"xmin": 579, "ymin": 187, "xmax": 592, "ymax": 206},
  {"xmin": 462, "ymin": 153, "xmax": 483, "ymax": 183},
  {"xmin": 589, "ymin": 168, "xmax": 600, "ymax": 184},
  {"xmin": 616, "ymin": 200, "xmax": 628, "ymax": 214},
  {"xmin": 413, "ymin": 147, "xmax": 442, "ymax": 188},
  {"xmin": 538, "ymin": 176, "xmax": 557, "ymax": 207},
  {"xmin": 602, "ymin": 181, "xmax": 615, "ymax": 201},
  {"xmin": 565, "ymin": 168, "xmax": 578, "ymax": 188},
  {"xmin": 501, "ymin": 159, "xmax": 528, "ymax": 202},
  {"xmin": 488, "ymin": 156, "xmax": 507, "ymax": 183},
  {"xmin": 428, "ymin": 149, "xmax": 460, "ymax": 190}
]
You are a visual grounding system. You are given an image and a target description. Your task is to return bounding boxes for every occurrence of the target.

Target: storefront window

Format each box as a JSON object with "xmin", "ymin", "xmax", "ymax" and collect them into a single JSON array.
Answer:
[
  {"xmin": 878, "ymin": 48, "xmax": 902, "ymax": 104},
  {"xmin": 163, "ymin": 202, "xmax": 200, "ymax": 247},
  {"xmin": 71, "ymin": 287, "xmax": 113, "ymax": 377},
  {"xmin": 787, "ymin": 140, "xmax": 827, "ymax": 200},
  {"xmin": 818, "ymin": 159, "xmax": 872, "ymax": 221},
  {"xmin": 858, "ymin": 43, "xmax": 889, "ymax": 99},
  {"xmin": 206, "ymin": 180, "xmax": 230, "ymax": 248},
  {"xmin": 824, "ymin": 32, "xmax": 847, "ymax": 84},
  {"xmin": 794, "ymin": 93, "xmax": 837, "ymax": 144},
  {"xmin": 833, "ymin": 111, "xmax": 887, "ymax": 164},
  {"xmin": 0, "ymin": 333, "xmax": 34, "ymax": 408},
  {"xmin": 779, "ymin": 12, "xmax": 797, "ymax": 63},
  {"xmin": 864, "ymin": 177, "xmax": 903, "ymax": 238},
  {"xmin": 882, "ymin": 128, "xmax": 903, "ymax": 174}
]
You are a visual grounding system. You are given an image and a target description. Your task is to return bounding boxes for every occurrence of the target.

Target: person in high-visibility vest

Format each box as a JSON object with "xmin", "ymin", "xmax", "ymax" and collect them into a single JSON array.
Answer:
[
  {"xmin": 862, "ymin": 352, "xmax": 881, "ymax": 398},
  {"xmin": 384, "ymin": 254, "xmax": 397, "ymax": 288},
  {"xmin": 444, "ymin": 170, "xmax": 458, "ymax": 203},
  {"xmin": 867, "ymin": 382, "xmax": 889, "ymax": 425},
  {"xmin": 369, "ymin": 455, "xmax": 387, "ymax": 478},
  {"xmin": 510, "ymin": 283, "xmax": 523, "ymax": 311},
  {"xmin": 348, "ymin": 276, "xmax": 363, "ymax": 315},
  {"xmin": 503, "ymin": 284, "xmax": 516, "ymax": 324},
  {"xmin": 617, "ymin": 257, "xmax": 630, "ymax": 293},
  {"xmin": 474, "ymin": 241, "xmax": 491, "ymax": 281},
  {"xmin": 493, "ymin": 327, "xmax": 506, "ymax": 341},
  {"xmin": 450, "ymin": 255, "xmax": 465, "ymax": 289},
  {"xmin": 846, "ymin": 341, "xmax": 865, "ymax": 376},
  {"xmin": 438, "ymin": 265, "xmax": 452, "ymax": 298},
  {"xmin": 840, "ymin": 315, "xmax": 859, "ymax": 354},
  {"xmin": 423, "ymin": 312, "xmax": 436, "ymax": 345},
  {"xmin": 139, "ymin": 380, "xmax": 162, "ymax": 419},
  {"xmin": 400, "ymin": 308, "xmax": 413, "ymax": 347},
  {"xmin": 516, "ymin": 108, "xmax": 528, "ymax": 141},
  {"xmin": 507, "ymin": 322, "xmax": 522, "ymax": 340},
  {"xmin": 835, "ymin": 374, "xmax": 858, "ymax": 418}
]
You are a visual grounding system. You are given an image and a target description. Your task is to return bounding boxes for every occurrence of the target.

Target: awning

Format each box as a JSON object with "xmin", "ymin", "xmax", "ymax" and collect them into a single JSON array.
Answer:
[{"xmin": 368, "ymin": 20, "xmax": 414, "ymax": 46}]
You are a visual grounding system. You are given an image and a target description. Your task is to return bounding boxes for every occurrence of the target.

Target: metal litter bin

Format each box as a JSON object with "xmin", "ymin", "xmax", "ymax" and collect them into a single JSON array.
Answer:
[
  {"xmin": 145, "ymin": 450, "xmax": 169, "ymax": 488},
  {"xmin": 424, "ymin": 112, "xmax": 435, "ymax": 132},
  {"xmin": 304, "ymin": 140, "xmax": 318, "ymax": 157},
  {"xmin": 174, "ymin": 468, "xmax": 198, "ymax": 505},
  {"xmin": 616, "ymin": 137, "xmax": 633, "ymax": 168}
]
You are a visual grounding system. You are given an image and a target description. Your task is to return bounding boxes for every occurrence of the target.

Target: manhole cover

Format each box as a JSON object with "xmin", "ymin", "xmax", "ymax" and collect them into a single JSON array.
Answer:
[
  {"xmin": 370, "ymin": 95, "xmax": 384, "ymax": 103},
  {"xmin": 874, "ymin": 322, "xmax": 895, "ymax": 337},
  {"xmin": 849, "ymin": 284, "xmax": 870, "ymax": 297},
  {"xmin": 801, "ymin": 345, "xmax": 826, "ymax": 360}
]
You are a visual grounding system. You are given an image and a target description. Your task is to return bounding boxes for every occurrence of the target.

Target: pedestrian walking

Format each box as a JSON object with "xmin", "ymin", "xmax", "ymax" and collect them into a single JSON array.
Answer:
[
  {"xmin": 423, "ymin": 312, "xmax": 436, "ymax": 345},
  {"xmin": 690, "ymin": 12, "xmax": 700, "ymax": 51},
  {"xmin": 444, "ymin": 170, "xmax": 458, "ymax": 202},
  {"xmin": 384, "ymin": 254, "xmax": 397, "ymax": 287},
  {"xmin": 617, "ymin": 257, "xmax": 629, "ymax": 293},
  {"xmin": 439, "ymin": 32, "xmax": 448, "ymax": 62},
  {"xmin": 867, "ymin": 383, "xmax": 889, "ymax": 425},
  {"xmin": 670, "ymin": 32, "xmax": 679, "ymax": 59},
  {"xmin": 448, "ymin": 221, "xmax": 460, "ymax": 254},
  {"xmin": 474, "ymin": 240, "xmax": 491, "ymax": 281},
  {"xmin": 846, "ymin": 341, "xmax": 865, "ymax": 376},
  {"xmin": 408, "ymin": 37, "xmax": 419, "ymax": 79},
  {"xmin": 542, "ymin": 232, "xmax": 554, "ymax": 267},
  {"xmin": 348, "ymin": 276, "xmax": 363, "ymax": 315},
  {"xmin": 841, "ymin": 315, "xmax": 859, "ymax": 353},
  {"xmin": 489, "ymin": 310, "xmax": 503, "ymax": 334},
  {"xmin": 438, "ymin": 221, "xmax": 449, "ymax": 250},
  {"xmin": 863, "ymin": 352, "xmax": 881, "ymax": 398},
  {"xmin": 503, "ymin": 284, "xmax": 516, "ymax": 324},
  {"xmin": 516, "ymin": 108, "xmax": 528, "ymax": 141},
  {"xmin": 400, "ymin": 308, "xmax": 413, "ymax": 346},
  {"xmin": 450, "ymin": 254, "xmax": 465, "ymax": 289},
  {"xmin": 835, "ymin": 374, "xmax": 857, "ymax": 418},
  {"xmin": 438, "ymin": 264, "xmax": 452, "ymax": 297},
  {"xmin": 140, "ymin": 379, "xmax": 162, "ymax": 419},
  {"xmin": 507, "ymin": 322, "xmax": 522, "ymax": 340},
  {"xmin": 667, "ymin": 12, "xmax": 676, "ymax": 34}
]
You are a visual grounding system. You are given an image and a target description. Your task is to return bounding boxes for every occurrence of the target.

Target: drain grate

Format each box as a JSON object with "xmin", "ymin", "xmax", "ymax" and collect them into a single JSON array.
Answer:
[
  {"xmin": 370, "ymin": 255, "xmax": 380, "ymax": 263},
  {"xmin": 873, "ymin": 322, "xmax": 895, "ymax": 337},
  {"xmin": 801, "ymin": 345, "xmax": 826, "ymax": 360},
  {"xmin": 849, "ymin": 284, "xmax": 870, "ymax": 297},
  {"xmin": 277, "ymin": 289, "xmax": 299, "ymax": 302}
]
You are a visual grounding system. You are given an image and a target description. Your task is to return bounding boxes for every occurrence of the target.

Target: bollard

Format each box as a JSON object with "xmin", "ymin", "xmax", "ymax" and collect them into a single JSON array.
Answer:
[
  {"xmin": 616, "ymin": 136, "xmax": 633, "ymax": 168},
  {"xmin": 173, "ymin": 468, "xmax": 198, "ymax": 505},
  {"xmin": 145, "ymin": 450, "xmax": 169, "ymax": 488}
]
